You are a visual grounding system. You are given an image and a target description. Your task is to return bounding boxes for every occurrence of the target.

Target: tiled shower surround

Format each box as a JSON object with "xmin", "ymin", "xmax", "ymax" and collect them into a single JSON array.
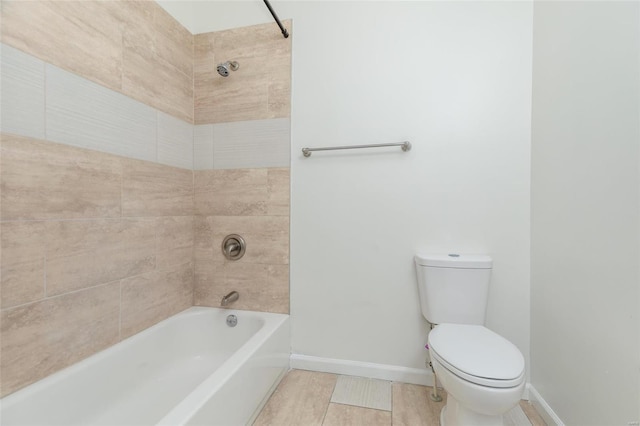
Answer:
[
  {"xmin": 0, "ymin": 1, "xmax": 291, "ymax": 397},
  {"xmin": 193, "ymin": 168, "xmax": 290, "ymax": 313},
  {"xmin": 1, "ymin": 0, "xmax": 194, "ymax": 122},
  {"xmin": 1, "ymin": 135, "xmax": 195, "ymax": 397}
]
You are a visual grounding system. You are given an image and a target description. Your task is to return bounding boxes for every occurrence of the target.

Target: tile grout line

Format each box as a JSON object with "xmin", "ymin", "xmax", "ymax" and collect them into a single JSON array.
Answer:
[
  {"xmin": 0, "ymin": 279, "xmax": 122, "ymax": 313},
  {"xmin": 191, "ymin": 119, "xmax": 195, "ymax": 172},
  {"xmin": 390, "ymin": 381, "xmax": 394, "ymax": 425},
  {"xmin": 320, "ymin": 378, "xmax": 339, "ymax": 426},
  {"xmin": 43, "ymin": 255, "xmax": 48, "ymax": 298},
  {"xmin": 211, "ymin": 123, "xmax": 215, "ymax": 170},
  {"xmin": 120, "ymin": 145, "xmax": 124, "ymax": 219},
  {"xmin": 118, "ymin": 280, "xmax": 122, "ymax": 341},
  {"xmin": 43, "ymin": 61, "xmax": 47, "ymax": 140},
  {"xmin": 0, "ymin": 214, "xmax": 196, "ymax": 224},
  {"xmin": 1, "ymin": 260, "xmax": 193, "ymax": 313},
  {"xmin": 155, "ymin": 110, "xmax": 159, "ymax": 163},
  {"xmin": 191, "ymin": 162, "xmax": 196, "ymax": 306}
]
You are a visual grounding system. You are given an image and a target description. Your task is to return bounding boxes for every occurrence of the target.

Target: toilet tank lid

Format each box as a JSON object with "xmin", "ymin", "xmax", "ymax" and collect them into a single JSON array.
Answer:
[{"xmin": 414, "ymin": 254, "xmax": 492, "ymax": 269}]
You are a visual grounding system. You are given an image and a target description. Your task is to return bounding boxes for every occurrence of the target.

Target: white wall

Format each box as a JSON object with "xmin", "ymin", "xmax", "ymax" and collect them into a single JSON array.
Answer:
[
  {"xmin": 288, "ymin": 0, "xmax": 532, "ymax": 376},
  {"xmin": 156, "ymin": 1, "xmax": 196, "ymax": 33},
  {"xmin": 531, "ymin": 2, "xmax": 640, "ymax": 425},
  {"xmin": 167, "ymin": 0, "xmax": 533, "ymax": 379}
]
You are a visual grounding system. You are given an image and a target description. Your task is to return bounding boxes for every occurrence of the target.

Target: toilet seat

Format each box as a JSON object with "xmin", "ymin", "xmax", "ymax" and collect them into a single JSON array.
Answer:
[{"xmin": 428, "ymin": 324, "xmax": 525, "ymax": 388}]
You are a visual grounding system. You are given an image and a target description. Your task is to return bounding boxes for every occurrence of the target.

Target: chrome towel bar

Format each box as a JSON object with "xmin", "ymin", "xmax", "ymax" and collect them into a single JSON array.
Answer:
[{"xmin": 302, "ymin": 141, "xmax": 411, "ymax": 157}]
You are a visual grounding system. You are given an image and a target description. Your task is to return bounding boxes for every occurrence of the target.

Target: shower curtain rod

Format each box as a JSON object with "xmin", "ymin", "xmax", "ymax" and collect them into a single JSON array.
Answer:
[{"xmin": 263, "ymin": 0, "xmax": 289, "ymax": 38}]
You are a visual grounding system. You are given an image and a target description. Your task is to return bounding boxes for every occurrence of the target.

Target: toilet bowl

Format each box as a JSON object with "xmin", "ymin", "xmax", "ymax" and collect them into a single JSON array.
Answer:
[
  {"xmin": 414, "ymin": 254, "xmax": 525, "ymax": 426},
  {"xmin": 428, "ymin": 323, "xmax": 525, "ymax": 426}
]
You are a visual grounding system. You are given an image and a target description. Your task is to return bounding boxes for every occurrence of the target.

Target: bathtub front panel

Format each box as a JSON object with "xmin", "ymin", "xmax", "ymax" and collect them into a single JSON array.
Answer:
[{"xmin": 0, "ymin": 308, "xmax": 284, "ymax": 426}]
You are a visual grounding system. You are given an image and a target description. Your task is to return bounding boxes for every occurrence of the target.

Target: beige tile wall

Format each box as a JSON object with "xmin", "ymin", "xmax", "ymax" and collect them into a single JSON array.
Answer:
[
  {"xmin": 0, "ymin": 3, "xmax": 292, "ymax": 399},
  {"xmin": 193, "ymin": 168, "xmax": 290, "ymax": 313},
  {"xmin": 1, "ymin": 1, "xmax": 293, "ymax": 127},
  {"xmin": 192, "ymin": 22, "xmax": 292, "ymax": 312},
  {"xmin": 1, "ymin": 0, "xmax": 194, "ymax": 123},
  {"xmin": 194, "ymin": 21, "xmax": 292, "ymax": 124},
  {"xmin": 0, "ymin": 134, "xmax": 195, "ymax": 397}
]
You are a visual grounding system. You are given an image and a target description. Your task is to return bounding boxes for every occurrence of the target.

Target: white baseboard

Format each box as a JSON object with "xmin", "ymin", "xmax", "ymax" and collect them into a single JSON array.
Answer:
[
  {"xmin": 290, "ymin": 354, "xmax": 435, "ymax": 386},
  {"xmin": 527, "ymin": 384, "xmax": 565, "ymax": 426}
]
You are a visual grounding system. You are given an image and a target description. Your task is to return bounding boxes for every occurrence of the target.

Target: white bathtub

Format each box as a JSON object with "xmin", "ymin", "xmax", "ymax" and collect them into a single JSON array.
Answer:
[{"xmin": 0, "ymin": 307, "xmax": 290, "ymax": 425}]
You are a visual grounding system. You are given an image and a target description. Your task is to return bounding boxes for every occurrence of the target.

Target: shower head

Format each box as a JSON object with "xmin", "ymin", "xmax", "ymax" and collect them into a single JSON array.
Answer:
[{"xmin": 216, "ymin": 61, "xmax": 239, "ymax": 77}]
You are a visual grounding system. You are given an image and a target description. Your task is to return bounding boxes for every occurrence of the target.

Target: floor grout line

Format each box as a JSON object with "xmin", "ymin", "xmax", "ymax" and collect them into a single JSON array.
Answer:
[
  {"xmin": 390, "ymin": 381, "xmax": 394, "ymax": 426},
  {"xmin": 320, "ymin": 378, "xmax": 338, "ymax": 426}
]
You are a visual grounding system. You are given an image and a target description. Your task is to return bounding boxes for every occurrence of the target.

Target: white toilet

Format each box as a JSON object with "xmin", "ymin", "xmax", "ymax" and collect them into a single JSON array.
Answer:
[{"xmin": 415, "ymin": 254, "xmax": 525, "ymax": 426}]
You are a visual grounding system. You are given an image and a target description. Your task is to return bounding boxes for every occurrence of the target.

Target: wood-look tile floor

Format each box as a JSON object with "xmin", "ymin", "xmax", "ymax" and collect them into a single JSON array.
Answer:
[{"xmin": 253, "ymin": 369, "xmax": 547, "ymax": 426}]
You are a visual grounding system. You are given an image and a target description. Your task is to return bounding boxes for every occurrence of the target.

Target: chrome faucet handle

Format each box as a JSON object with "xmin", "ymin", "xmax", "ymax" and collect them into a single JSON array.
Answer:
[{"xmin": 225, "ymin": 242, "xmax": 240, "ymax": 257}]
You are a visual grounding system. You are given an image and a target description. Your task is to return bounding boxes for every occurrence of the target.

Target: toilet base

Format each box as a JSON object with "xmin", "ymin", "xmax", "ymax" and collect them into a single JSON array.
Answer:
[{"xmin": 440, "ymin": 395, "xmax": 505, "ymax": 426}]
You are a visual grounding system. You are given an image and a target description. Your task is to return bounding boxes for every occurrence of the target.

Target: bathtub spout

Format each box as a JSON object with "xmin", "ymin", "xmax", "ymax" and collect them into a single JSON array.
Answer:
[{"xmin": 221, "ymin": 291, "xmax": 239, "ymax": 307}]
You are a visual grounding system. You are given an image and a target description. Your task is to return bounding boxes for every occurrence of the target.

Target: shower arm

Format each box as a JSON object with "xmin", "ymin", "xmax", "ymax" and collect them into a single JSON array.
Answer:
[{"xmin": 263, "ymin": 0, "xmax": 289, "ymax": 39}]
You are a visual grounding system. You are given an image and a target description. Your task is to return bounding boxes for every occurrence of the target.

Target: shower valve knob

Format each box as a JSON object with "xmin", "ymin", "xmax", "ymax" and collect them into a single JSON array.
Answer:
[{"xmin": 222, "ymin": 234, "xmax": 246, "ymax": 260}]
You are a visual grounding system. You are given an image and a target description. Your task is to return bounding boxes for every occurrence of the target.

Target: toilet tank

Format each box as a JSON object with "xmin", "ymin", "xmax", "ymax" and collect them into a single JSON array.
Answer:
[{"xmin": 414, "ymin": 254, "xmax": 492, "ymax": 325}]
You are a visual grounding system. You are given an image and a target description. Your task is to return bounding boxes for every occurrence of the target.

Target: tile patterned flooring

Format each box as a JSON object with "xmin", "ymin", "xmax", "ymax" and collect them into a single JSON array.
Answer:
[{"xmin": 253, "ymin": 369, "xmax": 547, "ymax": 426}]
